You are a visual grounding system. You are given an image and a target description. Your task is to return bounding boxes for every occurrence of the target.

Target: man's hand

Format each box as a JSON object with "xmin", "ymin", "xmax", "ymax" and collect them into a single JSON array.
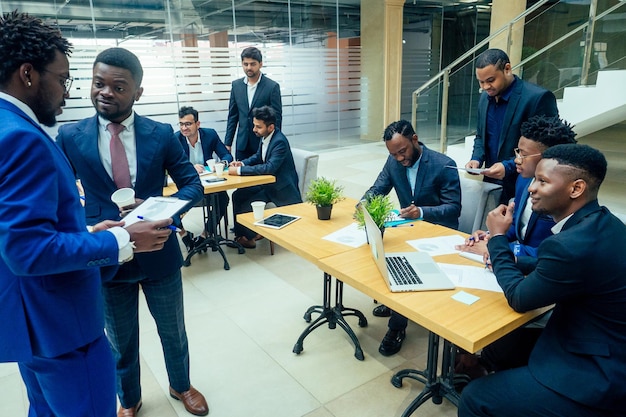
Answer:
[
  {"xmin": 225, "ymin": 145, "xmax": 232, "ymax": 152},
  {"xmin": 126, "ymin": 218, "xmax": 173, "ymax": 253},
  {"xmin": 399, "ymin": 204, "xmax": 420, "ymax": 219},
  {"xmin": 193, "ymin": 164, "xmax": 205, "ymax": 174},
  {"xmin": 465, "ymin": 160, "xmax": 481, "ymax": 174},
  {"xmin": 228, "ymin": 166, "xmax": 240, "ymax": 176},
  {"xmin": 92, "ymin": 220, "xmax": 125, "ymax": 232},
  {"xmin": 481, "ymin": 162, "xmax": 505, "ymax": 180},
  {"xmin": 229, "ymin": 160, "xmax": 243, "ymax": 167},
  {"xmin": 486, "ymin": 202, "xmax": 515, "ymax": 236}
]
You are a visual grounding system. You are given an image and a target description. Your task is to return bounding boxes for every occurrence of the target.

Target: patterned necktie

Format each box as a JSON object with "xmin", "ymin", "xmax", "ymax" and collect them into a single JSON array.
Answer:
[{"xmin": 107, "ymin": 123, "xmax": 132, "ymax": 189}]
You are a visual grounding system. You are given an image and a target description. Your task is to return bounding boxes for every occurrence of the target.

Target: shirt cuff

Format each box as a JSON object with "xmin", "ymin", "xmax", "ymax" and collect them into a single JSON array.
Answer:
[
  {"xmin": 237, "ymin": 166, "xmax": 242, "ymax": 175},
  {"xmin": 106, "ymin": 226, "xmax": 134, "ymax": 264}
]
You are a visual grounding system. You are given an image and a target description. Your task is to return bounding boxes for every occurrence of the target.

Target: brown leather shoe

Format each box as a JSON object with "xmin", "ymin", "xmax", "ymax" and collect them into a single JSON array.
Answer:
[
  {"xmin": 169, "ymin": 386, "xmax": 209, "ymax": 416},
  {"xmin": 117, "ymin": 399, "xmax": 142, "ymax": 417},
  {"xmin": 235, "ymin": 236, "xmax": 256, "ymax": 249},
  {"xmin": 253, "ymin": 234, "xmax": 264, "ymax": 241}
]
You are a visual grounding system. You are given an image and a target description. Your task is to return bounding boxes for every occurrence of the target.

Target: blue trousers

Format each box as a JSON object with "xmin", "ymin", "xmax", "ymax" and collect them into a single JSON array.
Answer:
[
  {"xmin": 102, "ymin": 270, "xmax": 190, "ymax": 408},
  {"xmin": 458, "ymin": 366, "xmax": 621, "ymax": 417},
  {"xmin": 18, "ymin": 334, "xmax": 116, "ymax": 417}
]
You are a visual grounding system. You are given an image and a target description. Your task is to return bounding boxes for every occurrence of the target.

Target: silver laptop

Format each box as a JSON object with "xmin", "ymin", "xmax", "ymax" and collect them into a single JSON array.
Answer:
[{"xmin": 360, "ymin": 204, "xmax": 455, "ymax": 292}]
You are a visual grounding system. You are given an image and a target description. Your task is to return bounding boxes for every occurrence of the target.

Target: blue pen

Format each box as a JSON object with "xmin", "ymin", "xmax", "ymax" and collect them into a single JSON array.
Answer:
[{"xmin": 137, "ymin": 215, "xmax": 180, "ymax": 232}]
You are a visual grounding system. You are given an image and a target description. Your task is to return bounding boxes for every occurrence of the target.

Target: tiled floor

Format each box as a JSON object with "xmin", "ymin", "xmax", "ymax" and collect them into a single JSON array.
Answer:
[{"xmin": 1, "ymin": 124, "xmax": 624, "ymax": 417}]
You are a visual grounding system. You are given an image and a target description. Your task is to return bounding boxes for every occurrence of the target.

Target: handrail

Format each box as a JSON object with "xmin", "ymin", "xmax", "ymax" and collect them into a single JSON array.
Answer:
[{"xmin": 411, "ymin": 0, "xmax": 552, "ymax": 151}]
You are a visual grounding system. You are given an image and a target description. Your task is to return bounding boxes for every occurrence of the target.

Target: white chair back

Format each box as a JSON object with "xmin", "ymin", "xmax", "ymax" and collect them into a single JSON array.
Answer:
[
  {"xmin": 458, "ymin": 176, "xmax": 503, "ymax": 234},
  {"xmin": 291, "ymin": 148, "xmax": 319, "ymax": 198}
]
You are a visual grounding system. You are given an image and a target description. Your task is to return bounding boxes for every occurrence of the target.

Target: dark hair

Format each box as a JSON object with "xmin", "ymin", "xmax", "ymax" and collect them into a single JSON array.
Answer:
[
  {"xmin": 252, "ymin": 105, "xmax": 276, "ymax": 126},
  {"xmin": 178, "ymin": 106, "xmax": 198, "ymax": 121},
  {"xmin": 0, "ymin": 11, "xmax": 72, "ymax": 85},
  {"xmin": 475, "ymin": 48, "xmax": 510, "ymax": 71},
  {"xmin": 241, "ymin": 46, "xmax": 262, "ymax": 63},
  {"xmin": 520, "ymin": 115, "xmax": 577, "ymax": 148},
  {"xmin": 542, "ymin": 144, "xmax": 607, "ymax": 191},
  {"xmin": 94, "ymin": 47, "xmax": 143, "ymax": 86},
  {"xmin": 383, "ymin": 120, "xmax": 416, "ymax": 142}
]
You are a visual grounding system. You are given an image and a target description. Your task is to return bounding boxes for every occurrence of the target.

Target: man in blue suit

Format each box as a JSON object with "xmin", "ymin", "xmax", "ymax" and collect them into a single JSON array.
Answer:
[
  {"xmin": 228, "ymin": 105, "xmax": 302, "ymax": 249},
  {"xmin": 0, "ymin": 13, "xmax": 172, "ymax": 417},
  {"xmin": 224, "ymin": 46, "xmax": 282, "ymax": 161},
  {"xmin": 364, "ymin": 120, "xmax": 461, "ymax": 356},
  {"xmin": 459, "ymin": 144, "xmax": 626, "ymax": 417},
  {"xmin": 56, "ymin": 48, "xmax": 208, "ymax": 417},
  {"xmin": 465, "ymin": 48, "xmax": 558, "ymax": 204},
  {"xmin": 176, "ymin": 106, "xmax": 233, "ymax": 250}
]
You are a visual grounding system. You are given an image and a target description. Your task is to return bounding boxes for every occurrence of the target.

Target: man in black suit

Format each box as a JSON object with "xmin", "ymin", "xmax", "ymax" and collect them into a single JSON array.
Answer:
[
  {"xmin": 176, "ymin": 106, "xmax": 233, "ymax": 251},
  {"xmin": 459, "ymin": 144, "xmax": 626, "ymax": 417},
  {"xmin": 224, "ymin": 46, "xmax": 282, "ymax": 161},
  {"xmin": 228, "ymin": 106, "xmax": 301, "ymax": 249},
  {"xmin": 465, "ymin": 48, "xmax": 558, "ymax": 204},
  {"xmin": 364, "ymin": 120, "xmax": 461, "ymax": 356}
]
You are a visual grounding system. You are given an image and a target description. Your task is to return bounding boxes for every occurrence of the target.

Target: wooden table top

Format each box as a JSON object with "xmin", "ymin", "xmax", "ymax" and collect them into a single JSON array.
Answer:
[{"xmin": 163, "ymin": 172, "xmax": 276, "ymax": 196}]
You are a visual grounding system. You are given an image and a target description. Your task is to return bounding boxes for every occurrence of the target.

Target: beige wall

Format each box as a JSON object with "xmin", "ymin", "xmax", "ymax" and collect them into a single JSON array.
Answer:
[{"xmin": 489, "ymin": 0, "xmax": 526, "ymax": 69}]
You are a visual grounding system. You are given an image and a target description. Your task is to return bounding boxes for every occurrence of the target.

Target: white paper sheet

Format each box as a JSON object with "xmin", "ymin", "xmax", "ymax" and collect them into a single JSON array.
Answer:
[
  {"xmin": 406, "ymin": 234, "xmax": 466, "ymax": 256},
  {"xmin": 322, "ymin": 223, "xmax": 367, "ymax": 248},
  {"xmin": 122, "ymin": 196, "xmax": 190, "ymax": 228},
  {"xmin": 438, "ymin": 263, "xmax": 502, "ymax": 293}
]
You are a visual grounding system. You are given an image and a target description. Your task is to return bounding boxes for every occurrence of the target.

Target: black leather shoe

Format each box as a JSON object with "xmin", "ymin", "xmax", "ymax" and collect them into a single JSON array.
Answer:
[
  {"xmin": 181, "ymin": 232, "xmax": 195, "ymax": 252},
  {"xmin": 379, "ymin": 329, "xmax": 406, "ymax": 356},
  {"xmin": 372, "ymin": 304, "xmax": 392, "ymax": 317}
]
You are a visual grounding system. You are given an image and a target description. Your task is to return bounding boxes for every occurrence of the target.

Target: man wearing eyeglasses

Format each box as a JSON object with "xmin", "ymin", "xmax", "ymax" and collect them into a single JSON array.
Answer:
[
  {"xmin": 176, "ymin": 106, "xmax": 233, "ymax": 251},
  {"xmin": 465, "ymin": 48, "xmax": 558, "ymax": 204}
]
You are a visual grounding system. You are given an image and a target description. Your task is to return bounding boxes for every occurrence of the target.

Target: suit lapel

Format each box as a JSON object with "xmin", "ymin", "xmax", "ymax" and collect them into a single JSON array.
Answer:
[
  {"xmin": 133, "ymin": 115, "xmax": 159, "ymax": 187},
  {"xmin": 72, "ymin": 116, "xmax": 116, "ymax": 186},
  {"xmin": 249, "ymin": 76, "xmax": 266, "ymax": 112},
  {"xmin": 499, "ymin": 79, "xmax": 522, "ymax": 152}
]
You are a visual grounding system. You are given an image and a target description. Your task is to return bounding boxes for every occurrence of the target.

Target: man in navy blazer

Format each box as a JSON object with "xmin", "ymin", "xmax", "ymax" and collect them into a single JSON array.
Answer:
[
  {"xmin": 364, "ymin": 120, "xmax": 461, "ymax": 356},
  {"xmin": 176, "ymin": 106, "xmax": 233, "ymax": 250},
  {"xmin": 466, "ymin": 48, "xmax": 558, "ymax": 204},
  {"xmin": 224, "ymin": 46, "xmax": 282, "ymax": 161},
  {"xmin": 229, "ymin": 106, "xmax": 301, "ymax": 249},
  {"xmin": 0, "ymin": 14, "xmax": 172, "ymax": 417},
  {"xmin": 459, "ymin": 144, "xmax": 626, "ymax": 417},
  {"xmin": 57, "ymin": 48, "xmax": 208, "ymax": 417}
]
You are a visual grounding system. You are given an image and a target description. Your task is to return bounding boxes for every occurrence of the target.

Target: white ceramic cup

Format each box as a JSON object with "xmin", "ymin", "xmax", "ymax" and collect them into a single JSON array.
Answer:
[
  {"xmin": 214, "ymin": 163, "xmax": 224, "ymax": 177},
  {"xmin": 206, "ymin": 159, "xmax": 216, "ymax": 171},
  {"xmin": 251, "ymin": 201, "xmax": 266, "ymax": 221},
  {"xmin": 111, "ymin": 187, "xmax": 135, "ymax": 208}
]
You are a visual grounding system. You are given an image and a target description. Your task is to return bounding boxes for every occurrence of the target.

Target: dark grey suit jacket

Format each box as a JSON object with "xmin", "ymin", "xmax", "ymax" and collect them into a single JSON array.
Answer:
[
  {"xmin": 365, "ymin": 144, "xmax": 461, "ymax": 230},
  {"xmin": 488, "ymin": 201, "xmax": 626, "ymax": 412},
  {"xmin": 224, "ymin": 74, "xmax": 282, "ymax": 159}
]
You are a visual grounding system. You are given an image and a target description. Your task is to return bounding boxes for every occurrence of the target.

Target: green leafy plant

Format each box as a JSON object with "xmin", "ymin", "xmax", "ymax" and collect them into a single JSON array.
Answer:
[
  {"xmin": 304, "ymin": 177, "xmax": 345, "ymax": 207},
  {"xmin": 354, "ymin": 194, "xmax": 394, "ymax": 229}
]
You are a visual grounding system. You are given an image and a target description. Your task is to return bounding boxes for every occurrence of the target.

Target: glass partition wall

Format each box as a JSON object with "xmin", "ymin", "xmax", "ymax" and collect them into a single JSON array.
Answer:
[{"xmin": 4, "ymin": 0, "xmax": 362, "ymax": 151}]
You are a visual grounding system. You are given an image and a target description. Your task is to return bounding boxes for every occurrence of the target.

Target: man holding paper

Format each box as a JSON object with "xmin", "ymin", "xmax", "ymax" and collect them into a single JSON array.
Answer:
[
  {"xmin": 363, "ymin": 120, "xmax": 461, "ymax": 356},
  {"xmin": 57, "ymin": 48, "xmax": 208, "ymax": 416}
]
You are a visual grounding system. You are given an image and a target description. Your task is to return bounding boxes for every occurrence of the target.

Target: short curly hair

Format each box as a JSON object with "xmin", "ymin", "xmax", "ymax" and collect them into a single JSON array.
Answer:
[
  {"xmin": 520, "ymin": 115, "xmax": 577, "ymax": 148},
  {"xmin": 0, "ymin": 11, "xmax": 72, "ymax": 86},
  {"xmin": 542, "ymin": 144, "xmax": 607, "ymax": 191}
]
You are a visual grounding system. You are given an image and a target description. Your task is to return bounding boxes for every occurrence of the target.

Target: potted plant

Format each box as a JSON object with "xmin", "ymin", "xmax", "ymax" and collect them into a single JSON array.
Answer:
[
  {"xmin": 304, "ymin": 177, "xmax": 345, "ymax": 220},
  {"xmin": 353, "ymin": 194, "xmax": 394, "ymax": 238}
]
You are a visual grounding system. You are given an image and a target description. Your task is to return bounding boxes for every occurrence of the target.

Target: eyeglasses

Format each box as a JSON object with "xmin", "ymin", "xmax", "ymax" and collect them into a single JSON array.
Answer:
[
  {"xmin": 514, "ymin": 148, "xmax": 542, "ymax": 161},
  {"xmin": 179, "ymin": 122, "xmax": 197, "ymax": 128},
  {"xmin": 40, "ymin": 69, "xmax": 74, "ymax": 94}
]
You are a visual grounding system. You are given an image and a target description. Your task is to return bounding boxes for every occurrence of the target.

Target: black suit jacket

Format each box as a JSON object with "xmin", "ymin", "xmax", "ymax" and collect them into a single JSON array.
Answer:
[
  {"xmin": 224, "ymin": 74, "xmax": 282, "ymax": 159},
  {"xmin": 488, "ymin": 201, "xmax": 626, "ymax": 411},
  {"xmin": 239, "ymin": 129, "xmax": 301, "ymax": 207}
]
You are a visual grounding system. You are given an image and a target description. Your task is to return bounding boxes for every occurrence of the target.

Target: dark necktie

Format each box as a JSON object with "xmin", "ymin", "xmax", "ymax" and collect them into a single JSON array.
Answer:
[{"xmin": 107, "ymin": 123, "xmax": 132, "ymax": 189}]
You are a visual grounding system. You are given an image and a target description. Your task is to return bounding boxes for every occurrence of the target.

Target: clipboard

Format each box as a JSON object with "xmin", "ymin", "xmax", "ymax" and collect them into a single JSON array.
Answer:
[{"xmin": 122, "ymin": 196, "xmax": 190, "ymax": 228}]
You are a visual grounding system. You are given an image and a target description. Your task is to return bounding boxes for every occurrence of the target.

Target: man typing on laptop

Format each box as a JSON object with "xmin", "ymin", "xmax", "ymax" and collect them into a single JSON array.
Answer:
[{"xmin": 362, "ymin": 120, "xmax": 461, "ymax": 356}]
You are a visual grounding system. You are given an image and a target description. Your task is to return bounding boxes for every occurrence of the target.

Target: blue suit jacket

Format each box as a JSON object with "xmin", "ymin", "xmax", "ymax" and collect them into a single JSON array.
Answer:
[
  {"xmin": 176, "ymin": 127, "xmax": 233, "ymax": 165},
  {"xmin": 471, "ymin": 76, "xmax": 558, "ymax": 201},
  {"xmin": 365, "ymin": 144, "xmax": 461, "ymax": 230},
  {"xmin": 57, "ymin": 114, "xmax": 203, "ymax": 280},
  {"xmin": 488, "ymin": 201, "xmax": 626, "ymax": 411},
  {"xmin": 239, "ymin": 129, "xmax": 302, "ymax": 207},
  {"xmin": 0, "ymin": 99, "xmax": 120, "ymax": 361},
  {"xmin": 505, "ymin": 176, "xmax": 554, "ymax": 259},
  {"xmin": 224, "ymin": 75, "xmax": 282, "ymax": 157}
]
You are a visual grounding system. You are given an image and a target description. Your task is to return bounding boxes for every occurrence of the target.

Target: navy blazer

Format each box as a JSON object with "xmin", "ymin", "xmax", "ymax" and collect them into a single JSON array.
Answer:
[
  {"xmin": 365, "ymin": 144, "xmax": 461, "ymax": 230},
  {"xmin": 0, "ymin": 99, "xmax": 120, "ymax": 361},
  {"xmin": 239, "ymin": 129, "xmax": 302, "ymax": 207},
  {"xmin": 224, "ymin": 74, "xmax": 282, "ymax": 155},
  {"xmin": 176, "ymin": 127, "xmax": 233, "ymax": 164},
  {"xmin": 488, "ymin": 201, "xmax": 626, "ymax": 411},
  {"xmin": 505, "ymin": 175, "xmax": 554, "ymax": 258},
  {"xmin": 57, "ymin": 114, "xmax": 203, "ymax": 280}
]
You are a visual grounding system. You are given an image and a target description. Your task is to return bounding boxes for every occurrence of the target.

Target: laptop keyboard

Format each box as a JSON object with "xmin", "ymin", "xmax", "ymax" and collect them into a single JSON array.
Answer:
[{"xmin": 386, "ymin": 256, "xmax": 423, "ymax": 285}]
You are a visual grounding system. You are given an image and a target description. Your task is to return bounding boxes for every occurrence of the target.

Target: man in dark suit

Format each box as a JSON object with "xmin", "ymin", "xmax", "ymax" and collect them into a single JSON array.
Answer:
[
  {"xmin": 176, "ymin": 106, "xmax": 233, "ymax": 250},
  {"xmin": 57, "ymin": 48, "xmax": 209, "ymax": 417},
  {"xmin": 0, "ymin": 13, "xmax": 171, "ymax": 417},
  {"xmin": 459, "ymin": 144, "xmax": 626, "ymax": 417},
  {"xmin": 228, "ymin": 105, "xmax": 301, "ymax": 249},
  {"xmin": 465, "ymin": 48, "xmax": 558, "ymax": 204},
  {"xmin": 224, "ymin": 46, "xmax": 282, "ymax": 161},
  {"xmin": 364, "ymin": 120, "xmax": 461, "ymax": 356}
]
